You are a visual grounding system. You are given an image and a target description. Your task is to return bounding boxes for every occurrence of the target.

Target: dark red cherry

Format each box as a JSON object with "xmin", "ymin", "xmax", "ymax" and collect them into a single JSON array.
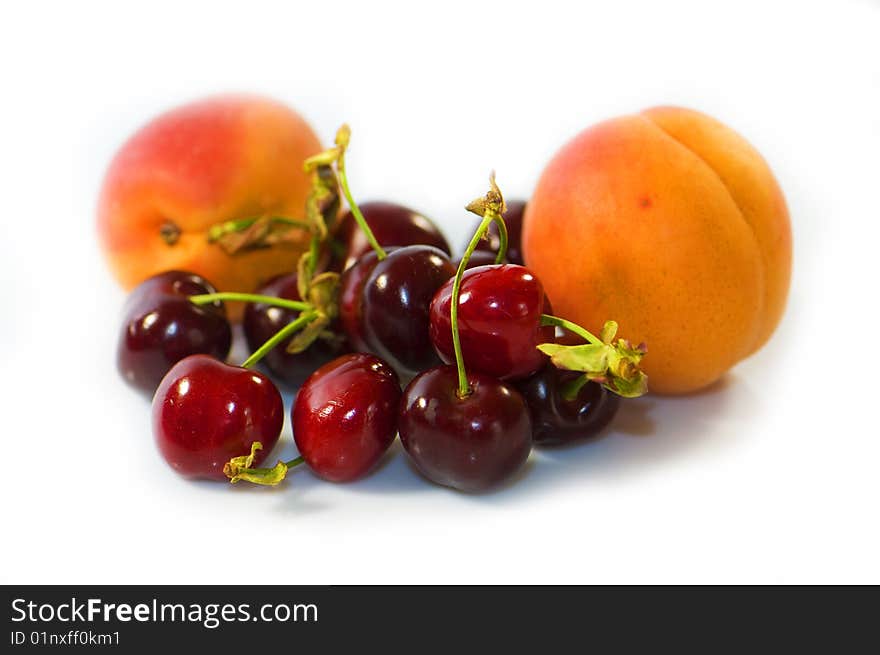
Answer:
[
  {"xmin": 123, "ymin": 269, "xmax": 217, "ymax": 309},
  {"xmin": 361, "ymin": 245, "xmax": 456, "ymax": 378},
  {"xmin": 152, "ymin": 355, "xmax": 284, "ymax": 480},
  {"xmin": 117, "ymin": 270, "xmax": 232, "ymax": 394},
  {"xmin": 429, "ymin": 264, "xmax": 554, "ymax": 381},
  {"xmin": 471, "ymin": 199, "xmax": 526, "ymax": 265},
  {"xmin": 515, "ymin": 365, "xmax": 620, "ymax": 446},
  {"xmin": 243, "ymin": 273, "xmax": 348, "ymax": 388},
  {"xmin": 293, "ymin": 353, "xmax": 401, "ymax": 482},
  {"xmin": 398, "ymin": 366, "xmax": 532, "ymax": 492},
  {"xmin": 338, "ymin": 250, "xmax": 385, "ymax": 352},
  {"xmin": 336, "ymin": 201, "xmax": 451, "ymax": 271}
]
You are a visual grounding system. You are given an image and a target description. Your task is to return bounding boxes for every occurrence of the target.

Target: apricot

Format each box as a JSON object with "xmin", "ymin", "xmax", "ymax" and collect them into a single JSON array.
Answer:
[
  {"xmin": 97, "ymin": 95, "xmax": 322, "ymax": 319},
  {"xmin": 523, "ymin": 106, "xmax": 792, "ymax": 394}
]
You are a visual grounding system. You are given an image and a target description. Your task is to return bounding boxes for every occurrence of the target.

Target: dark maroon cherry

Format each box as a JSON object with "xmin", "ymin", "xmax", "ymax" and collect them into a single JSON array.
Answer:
[
  {"xmin": 118, "ymin": 270, "xmax": 232, "ymax": 394},
  {"xmin": 399, "ymin": 366, "xmax": 532, "ymax": 492},
  {"xmin": 336, "ymin": 201, "xmax": 451, "ymax": 271},
  {"xmin": 360, "ymin": 245, "xmax": 456, "ymax": 378},
  {"xmin": 243, "ymin": 273, "xmax": 348, "ymax": 388},
  {"xmin": 293, "ymin": 353, "xmax": 401, "ymax": 482},
  {"xmin": 515, "ymin": 365, "xmax": 620, "ymax": 446},
  {"xmin": 471, "ymin": 199, "xmax": 526, "ymax": 265},
  {"xmin": 338, "ymin": 250, "xmax": 386, "ymax": 352},
  {"xmin": 429, "ymin": 264, "xmax": 554, "ymax": 381},
  {"xmin": 152, "ymin": 354, "xmax": 284, "ymax": 480},
  {"xmin": 515, "ymin": 326, "xmax": 619, "ymax": 445}
]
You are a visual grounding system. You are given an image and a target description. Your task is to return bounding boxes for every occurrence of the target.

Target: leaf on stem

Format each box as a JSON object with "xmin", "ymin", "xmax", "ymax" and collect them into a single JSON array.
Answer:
[
  {"xmin": 296, "ymin": 251, "xmax": 313, "ymax": 301},
  {"xmin": 208, "ymin": 216, "xmax": 308, "ymax": 255},
  {"xmin": 307, "ymin": 272, "xmax": 340, "ymax": 318},
  {"xmin": 286, "ymin": 268, "xmax": 340, "ymax": 354},
  {"xmin": 223, "ymin": 442, "xmax": 290, "ymax": 486},
  {"xmin": 538, "ymin": 320, "xmax": 648, "ymax": 398},
  {"xmin": 285, "ymin": 313, "xmax": 330, "ymax": 354}
]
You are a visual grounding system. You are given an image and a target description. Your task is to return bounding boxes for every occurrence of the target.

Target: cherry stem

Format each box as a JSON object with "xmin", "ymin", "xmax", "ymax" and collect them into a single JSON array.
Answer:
[
  {"xmin": 540, "ymin": 314, "xmax": 603, "ymax": 346},
  {"xmin": 305, "ymin": 232, "xmax": 321, "ymax": 281},
  {"xmin": 452, "ymin": 213, "xmax": 499, "ymax": 397},
  {"xmin": 242, "ymin": 456, "xmax": 305, "ymax": 477},
  {"xmin": 560, "ymin": 374, "xmax": 590, "ymax": 402},
  {"xmin": 189, "ymin": 292, "xmax": 311, "ymax": 313},
  {"xmin": 491, "ymin": 213, "xmax": 509, "ymax": 265},
  {"xmin": 240, "ymin": 310, "xmax": 319, "ymax": 369},
  {"xmin": 225, "ymin": 444, "xmax": 307, "ymax": 486},
  {"xmin": 336, "ymin": 142, "xmax": 387, "ymax": 261},
  {"xmin": 207, "ymin": 216, "xmax": 309, "ymax": 241}
]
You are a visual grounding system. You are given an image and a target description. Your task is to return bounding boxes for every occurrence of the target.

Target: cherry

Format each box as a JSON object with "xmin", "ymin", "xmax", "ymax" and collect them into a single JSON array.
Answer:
[
  {"xmin": 338, "ymin": 249, "xmax": 387, "ymax": 352},
  {"xmin": 397, "ymin": 178, "xmax": 533, "ymax": 492},
  {"xmin": 117, "ymin": 270, "xmax": 232, "ymax": 394},
  {"xmin": 399, "ymin": 366, "xmax": 532, "ymax": 492},
  {"xmin": 243, "ymin": 273, "xmax": 347, "ymax": 388},
  {"xmin": 152, "ymin": 354, "xmax": 284, "ymax": 480},
  {"xmin": 429, "ymin": 264, "xmax": 554, "ymax": 381},
  {"xmin": 293, "ymin": 353, "xmax": 401, "ymax": 482},
  {"xmin": 514, "ymin": 327, "xmax": 620, "ymax": 445},
  {"xmin": 515, "ymin": 364, "xmax": 620, "ymax": 446},
  {"xmin": 334, "ymin": 201, "xmax": 451, "ymax": 271},
  {"xmin": 472, "ymin": 199, "xmax": 526, "ymax": 265},
  {"xmin": 360, "ymin": 245, "xmax": 456, "ymax": 378}
]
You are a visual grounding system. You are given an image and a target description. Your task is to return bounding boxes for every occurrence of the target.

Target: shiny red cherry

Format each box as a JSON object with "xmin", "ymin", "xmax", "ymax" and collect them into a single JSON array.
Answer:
[
  {"xmin": 117, "ymin": 270, "xmax": 231, "ymax": 394},
  {"xmin": 398, "ymin": 366, "xmax": 532, "ymax": 492},
  {"xmin": 243, "ymin": 273, "xmax": 348, "ymax": 388},
  {"xmin": 293, "ymin": 353, "xmax": 401, "ymax": 482},
  {"xmin": 152, "ymin": 355, "xmax": 284, "ymax": 480},
  {"xmin": 515, "ymin": 365, "xmax": 620, "ymax": 446},
  {"xmin": 334, "ymin": 201, "xmax": 451, "ymax": 271},
  {"xmin": 471, "ymin": 199, "xmax": 526, "ymax": 265},
  {"xmin": 429, "ymin": 264, "xmax": 554, "ymax": 381},
  {"xmin": 360, "ymin": 245, "xmax": 456, "ymax": 378}
]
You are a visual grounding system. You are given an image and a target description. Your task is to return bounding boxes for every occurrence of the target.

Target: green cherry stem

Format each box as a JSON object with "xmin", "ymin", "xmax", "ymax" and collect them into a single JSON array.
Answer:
[
  {"xmin": 189, "ymin": 292, "xmax": 312, "ymax": 313},
  {"xmin": 334, "ymin": 128, "xmax": 387, "ymax": 261},
  {"xmin": 451, "ymin": 172, "xmax": 511, "ymax": 397},
  {"xmin": 539, "ymin": 315, "xmax": 603, "ymax": 397},
  {"xmin": 451, "ymin": 213, "xmax": 498, "ymax": 397},
  {"xmin": 539, "ymin": 314, "xmax": 603, "ymax": 346},
  {"xmin": 560, "ymin": 373, "xmax": 591, "ymax": 402},
  {"xmin": 304, "ymin": 231, "xmax": 322, "ymax": 282},
  {"xmin": 237, "ymin": 456, "xmax": 305, "ymax": 482},
  {"xmin": 491, "ymin": 211, "xmax": 509, "ymax": 265},
  {"xmin": 240, "ymin": 310, "xmax": 319, "ymax": 369},
  {"xmin": 464, "ymin": 172, "xmax": 510, "ymax": 264},
  {"xmin": 207, "ymin": 216, "xmax": 310, "ymax": 242},
  {"xmin": 224, "ymin": 443, "xmax": 306, "ymax": 486}
]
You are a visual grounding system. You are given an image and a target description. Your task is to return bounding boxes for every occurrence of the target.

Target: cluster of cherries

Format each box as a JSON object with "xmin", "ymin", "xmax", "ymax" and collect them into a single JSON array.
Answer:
[{"xmin": 118, "ymin": 127, "xmax": 647, "ymax": 492}]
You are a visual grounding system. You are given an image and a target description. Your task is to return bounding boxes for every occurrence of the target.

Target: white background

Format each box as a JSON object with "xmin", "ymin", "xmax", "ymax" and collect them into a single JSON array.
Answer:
[{"xmin": 1, "ymin": 0, "xmax": 878, "ymax": 584}]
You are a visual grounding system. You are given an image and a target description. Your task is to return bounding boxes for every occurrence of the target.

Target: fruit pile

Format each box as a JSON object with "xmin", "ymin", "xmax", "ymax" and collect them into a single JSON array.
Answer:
[
  {"xmin": 105, "ymin": 95, "xmax": 792, "ymax": 493},
  {"xmin": 115, "ymin": 123, "xmax": 648, "ymax": 492}
]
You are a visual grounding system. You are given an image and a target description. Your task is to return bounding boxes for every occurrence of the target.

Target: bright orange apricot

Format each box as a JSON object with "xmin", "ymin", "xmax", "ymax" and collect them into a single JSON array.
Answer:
[
  {"xmin": 97, "ymin": 95, "xmax": 322, "ymax": 319},
  {"xmin": 523, "ymin": 107, "xmax": 792, "ymax": 394}
]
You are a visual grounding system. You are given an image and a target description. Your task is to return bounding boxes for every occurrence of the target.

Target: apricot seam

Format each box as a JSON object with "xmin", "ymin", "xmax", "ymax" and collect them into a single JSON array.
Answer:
[{"xmin": 640, "ymin": 114, "xmax": 768, "ymax": 356}]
